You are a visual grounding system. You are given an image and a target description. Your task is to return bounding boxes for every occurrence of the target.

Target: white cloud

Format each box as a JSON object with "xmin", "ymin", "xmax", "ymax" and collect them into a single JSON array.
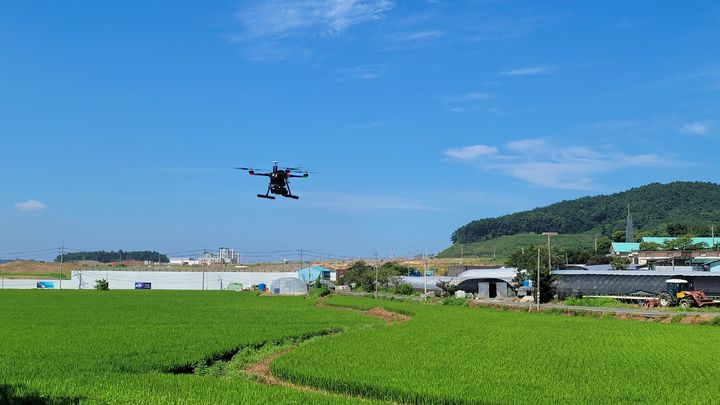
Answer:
[
  {"xmin": 499, "ymin": 66, "xmax": 554, "ymax": 76},
  {"xmin": 445, "ymin": 140, "xmax": 670, "ymax": 190},
  {"xmin": 234, "ymin": 0, "xmax": 394, "ymax": 40},
  {"xmin": 444, "ymin": 145, "xmax": 498, "ymax": 161},
  {"xmin": 506, "ymin": 139, "xmax": 546, "ymax": 152},
  {"xmin": 678, "ymin": 121, "xmax": 710, "ymax": 135},
  {"xmin": 15, "ymin": 200, "xmax": 46, "ymax": 211}
]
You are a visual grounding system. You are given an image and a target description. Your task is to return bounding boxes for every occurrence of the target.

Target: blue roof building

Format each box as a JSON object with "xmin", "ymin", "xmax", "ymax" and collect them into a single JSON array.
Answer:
[{"xmin": 297, "ymin": 266, "xmax": 334, "ymax": 282}]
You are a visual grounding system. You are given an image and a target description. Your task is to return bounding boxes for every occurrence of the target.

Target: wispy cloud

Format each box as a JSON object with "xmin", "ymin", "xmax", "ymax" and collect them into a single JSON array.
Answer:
[
  {"xmin": 344, "ymin": 121, "xmax": 384, "ymax": 130},
  {"xmin": 441, "ymin": 92, "xmax": 492, "ymax": 103},
  {"xmin": 506, "ymin": 139, "xmax": 546, "ymax": 152},
  {"xmin": 444, "ymin": 145, "xmax": 497, "ymax": 161},
  {"xmin": 232, "ymin": 0, "xmax": 394, "ymax": 40},
  {"xmin": 499, "ymin": 65, "xmax": 554, "ymax": 76},
  {"xmin": 15, "ymin": 200, "xmax": 46, "ymax": 211},
  {"xmin": 393, "ymin": 30, "xmax": 444, "ymax": 42},
  {"xmin": 229, "ymin": 1, "xmax": 394, "ymax": 60},
  {"xmin": 445, "ymin": 139, "xmax": 672, "ymax": 190},
  {"xmin": 335, "ymin": 65, "xmax": 385, "ymax": 81},
  {"xmin": 678, "ymin": 121, "xmax": 711, "ymax": 136},
  {"xmin": 441, "ymin": 92, "xmax": 497, "ymax": 114}
]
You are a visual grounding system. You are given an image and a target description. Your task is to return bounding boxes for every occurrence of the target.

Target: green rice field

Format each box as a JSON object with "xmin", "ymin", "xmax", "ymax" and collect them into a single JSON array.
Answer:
[
  {"xmin": 0, "ymin": 291, "xmax": 383, "ymax": 404},
  {"xmin": 2, "ymin": 291, "xmax": 720, "ymax": 404},
  {"xmin": 273, "ymin": 295, "xmax": 720, "ymax": 404}
]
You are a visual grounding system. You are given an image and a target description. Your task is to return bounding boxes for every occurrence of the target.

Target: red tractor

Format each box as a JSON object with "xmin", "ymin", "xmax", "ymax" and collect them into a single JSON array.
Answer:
[{"xmin": 657, "ymin": 279, "xmax": 720, "ymax": 309}]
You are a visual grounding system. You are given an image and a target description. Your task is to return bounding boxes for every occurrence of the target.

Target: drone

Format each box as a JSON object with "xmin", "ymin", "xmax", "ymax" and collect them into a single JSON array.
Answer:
[{"xmin": 234, "ymin": 161, "xmax": 309, "ymax": 199}]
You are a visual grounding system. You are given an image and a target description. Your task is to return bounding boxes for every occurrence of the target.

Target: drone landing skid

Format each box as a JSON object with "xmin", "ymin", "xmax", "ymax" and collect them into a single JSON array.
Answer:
[
  {"xmin": 257, "ymin": 194, "xmax": 276, "ymax": 199},
  {"xmin": 286, "ymin": 195, "xmax": 299, "ymax": 200}
]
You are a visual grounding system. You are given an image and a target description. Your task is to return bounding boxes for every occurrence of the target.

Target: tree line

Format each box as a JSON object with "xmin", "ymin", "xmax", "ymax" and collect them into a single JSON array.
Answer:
[{"xmin": 55, "ymin": 250, "xmax": 169, "ymax": 263}]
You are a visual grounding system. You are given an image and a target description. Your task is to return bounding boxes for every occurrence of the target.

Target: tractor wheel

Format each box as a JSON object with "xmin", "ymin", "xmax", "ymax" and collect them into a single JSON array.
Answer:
[
  {"xmin": 679, "ymin": 299, "xmax": 693, "ymax": 309},
  {"xmin": 658, "ymin": 292, "xmax": 673, "ymax": 307}
]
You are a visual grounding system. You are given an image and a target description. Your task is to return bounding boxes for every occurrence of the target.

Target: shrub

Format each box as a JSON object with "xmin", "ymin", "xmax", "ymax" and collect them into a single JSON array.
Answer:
[
  {"xmin": 393, "ymin": 283, "xmax": 415, "ymax": 296},
  {"xmin": 95, "ymin": 279, "xmax": 109, "ymax": 291}
]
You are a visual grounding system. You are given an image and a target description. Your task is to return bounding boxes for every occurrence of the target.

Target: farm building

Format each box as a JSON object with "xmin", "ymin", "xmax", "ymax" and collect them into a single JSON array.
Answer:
[
  {"xmin": 297, "ymin": 266, "xmax": 335, "ymax": 282},
  {"xmin": 270, "ymin": 277, "xmax": 307, "ymax": 295},
  {"xmin": 554, "ymin": 269, "xmax": 720, "ymax": 299},
  {"xmin": 400, "ymin": 268, "xmax": 516, "ymax": 298}
]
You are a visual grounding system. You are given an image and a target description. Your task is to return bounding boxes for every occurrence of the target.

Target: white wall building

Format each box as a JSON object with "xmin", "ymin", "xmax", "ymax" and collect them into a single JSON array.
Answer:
[{"xmin": 169, "ymin": 257, "xmax": 200, "ymax": 266}]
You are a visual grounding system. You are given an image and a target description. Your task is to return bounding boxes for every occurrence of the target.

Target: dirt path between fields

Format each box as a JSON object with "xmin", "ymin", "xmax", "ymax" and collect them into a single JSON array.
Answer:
[{"xmin": 241, "ymin": 301, "xmax": 412, "ymax": 403}]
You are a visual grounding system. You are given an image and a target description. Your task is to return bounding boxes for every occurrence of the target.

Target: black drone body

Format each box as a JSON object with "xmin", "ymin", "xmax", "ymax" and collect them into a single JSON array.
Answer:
[{"xmin": 234, "ymin": 161, "xmax": 309, "ymax": 200}]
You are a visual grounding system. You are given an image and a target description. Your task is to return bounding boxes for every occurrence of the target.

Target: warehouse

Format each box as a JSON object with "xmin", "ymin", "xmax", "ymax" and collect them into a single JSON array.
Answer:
[{"xmin": 554, "ymin": 269, "xmax": 720, "ymax": 299}]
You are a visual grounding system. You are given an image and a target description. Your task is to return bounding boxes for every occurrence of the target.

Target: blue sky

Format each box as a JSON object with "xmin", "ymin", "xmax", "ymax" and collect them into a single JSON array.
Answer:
[{"xmin": 1, "ymin": 1, "xmax": 719, "ymax": 261}]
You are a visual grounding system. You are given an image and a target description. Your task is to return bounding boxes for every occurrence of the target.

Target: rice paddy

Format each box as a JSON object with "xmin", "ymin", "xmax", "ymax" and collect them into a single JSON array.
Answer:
[{"xmin": 3, "ymin": 290, "xmax": 720, "ymax": 404}]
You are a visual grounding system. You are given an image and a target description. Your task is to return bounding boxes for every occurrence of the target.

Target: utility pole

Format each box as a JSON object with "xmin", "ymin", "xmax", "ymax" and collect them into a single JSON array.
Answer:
[
  {"xmin": 594, "ymin": 236, "xmax": 598, "ymax": 253},
  {"xmin": 541, "ymin": 232, "xmax": 558, "ymax": 306},
  {"xmin": 300, "ymin": 248, "xmax": 304, "ymax": 270},
  {"xmin": 712, "ymin": 226, "xmax": 715, "ymax": 249},
  {"xmin": 536, "ymin": 248, "xmax": 540, "ymax": 311},
  {"xmin": 460, "ymin": 244, "xmax": 464, "ymax": 258},
  {"xmin": 374, "ymin": 251, "xmax": 379, "ymax": 299},
  {"xmin": 423, "ymin": 251, "xmax": 428, "ymax": 301},
  {"xmin": 59, "ymin": 243, "xmax": 64, "ymax": 290}
]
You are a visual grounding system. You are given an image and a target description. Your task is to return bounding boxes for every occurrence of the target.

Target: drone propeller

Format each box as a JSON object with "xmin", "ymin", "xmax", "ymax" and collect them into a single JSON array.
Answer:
[{"xmin": 233, "ymin": 167, "xmax": 254, "ymax": 171}]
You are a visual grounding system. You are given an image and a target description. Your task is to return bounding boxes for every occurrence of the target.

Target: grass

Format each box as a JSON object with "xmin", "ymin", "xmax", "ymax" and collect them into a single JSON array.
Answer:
[
  {"xmin": 272, "ymin": 295, "xmax": 720, "ymax": 404},
  {"xmin": 0, "ymin": 290, "xmax": 385, "ymax": 404},
  {"xmin": 562, "ymin": 296, "xmax": 635, "ymax": 308}
]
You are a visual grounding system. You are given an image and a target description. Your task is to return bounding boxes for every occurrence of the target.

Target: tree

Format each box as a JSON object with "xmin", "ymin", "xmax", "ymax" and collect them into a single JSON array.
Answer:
[
  {"xmin": 639, "ymin": 241, "xmax": 662, "ymax": 251},
  {"xmin": 564, "ymin": 248, "xmax": 591, "ymax": 265},
  {"xmin": 636, "ymin": 230, "xmax": 661, "ymax": 238},
  {"xmin": 506, "ymin": 246, "xmax": 563, "ymax": 303},
  {"xmin": 595, "ymin": 236, "xmax": 612, "ymax": 254},
  {"xmin": 435, "ymin": 280, "xmax": 457, "ymax": 297},
  {"xmin": 666, "ymin": 223, "xmax": 688, "ymax": 237},
  {"xmin": 340, "ymin": 261, "xmax": 410, "ymax": 292},
  {"xmin": 340, "ymin": 261, "xmax": 375, "ymax": 291},
  {"xmin": 586, "ymin": 254, "xmax": 611, "ymax": 265},
  {"xmin": 610, "ymin": 257, "xmax": 631, "ymax": 270},
  {"xmin": 611, "ymin": 231, "xmax": 626, "ymax": 242},
  {"xmin": 662, "ymin": 235, "xmax": 705, "ymax": 250},
  {"xmin": 689, "ymin": 224, "xmax": 711, "ymax": 237}
]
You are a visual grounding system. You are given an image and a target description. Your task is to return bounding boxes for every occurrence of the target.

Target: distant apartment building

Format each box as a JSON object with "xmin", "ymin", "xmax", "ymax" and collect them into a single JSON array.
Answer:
[{"xmin": 200, "ymin": 247, "xmax": 241, "ymax": 265}]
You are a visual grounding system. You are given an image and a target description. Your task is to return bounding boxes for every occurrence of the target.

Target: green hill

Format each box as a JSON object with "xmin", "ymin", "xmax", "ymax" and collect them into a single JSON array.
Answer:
[
  {"xmin": 438, "ymin": 233, "xmax": 604, "ymax": 260},
  {"xmin": 451, "ymin": 181, "xmax": 720, "ymax": 245}
]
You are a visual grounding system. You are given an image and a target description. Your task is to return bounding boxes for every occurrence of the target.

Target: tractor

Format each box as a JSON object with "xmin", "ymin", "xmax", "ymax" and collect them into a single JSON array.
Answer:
[{"xmin": 657, "ymin": 279, "xmax": 720, "ymax": 309}]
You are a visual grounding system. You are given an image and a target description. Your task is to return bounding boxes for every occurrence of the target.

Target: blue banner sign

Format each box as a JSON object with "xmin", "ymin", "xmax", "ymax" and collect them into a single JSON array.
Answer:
[
  {"xmin": 134, "ymin": 282, "xmax": 151, "ymax": 290},
  {"xmin": 37, "ymin": 281, "xmax": 55, "ymax": 289}
]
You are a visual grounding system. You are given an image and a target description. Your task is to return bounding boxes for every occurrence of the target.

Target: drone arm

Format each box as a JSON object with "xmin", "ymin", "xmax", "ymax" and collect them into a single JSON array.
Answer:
[
  {"xmin": 288, "ymin": 173, "xmax": 309, "ymax": 178},
  {"xmin": 251, "ymin": 172, "xmax": 271, "ymax": 177}
]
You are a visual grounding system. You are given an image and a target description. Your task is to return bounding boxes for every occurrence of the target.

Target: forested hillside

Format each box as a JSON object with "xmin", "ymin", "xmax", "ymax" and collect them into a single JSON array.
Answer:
[{"xmin": 451, "ymin": 182, "xmax": 720, "ymax": 244}]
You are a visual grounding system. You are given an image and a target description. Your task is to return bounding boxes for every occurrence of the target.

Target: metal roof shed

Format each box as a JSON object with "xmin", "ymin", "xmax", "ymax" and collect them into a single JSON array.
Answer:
[{"xmin": 297, "ymin": 266, "xmax": 333, "ymax": 282}]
